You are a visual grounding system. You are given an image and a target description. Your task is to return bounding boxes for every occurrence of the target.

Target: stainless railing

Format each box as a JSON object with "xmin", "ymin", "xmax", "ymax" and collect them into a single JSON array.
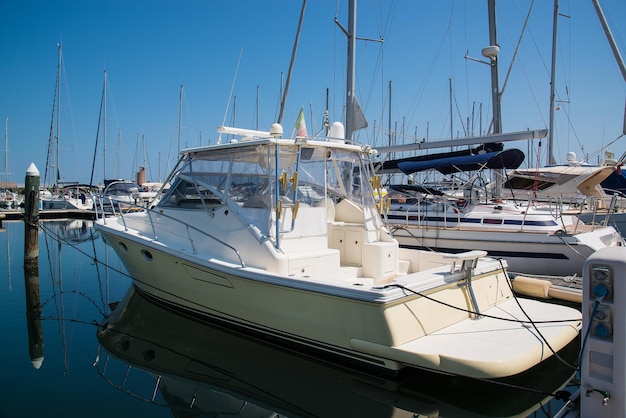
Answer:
[{"xmin": 94, "ymin": 196, "xmax": 246, "ymax": 268}]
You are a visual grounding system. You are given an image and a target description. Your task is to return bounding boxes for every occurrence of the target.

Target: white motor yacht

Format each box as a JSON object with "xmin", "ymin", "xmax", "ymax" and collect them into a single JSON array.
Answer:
[{"xmin": 94, "ymin": 122, "xmax": 581, "ymax": 378}]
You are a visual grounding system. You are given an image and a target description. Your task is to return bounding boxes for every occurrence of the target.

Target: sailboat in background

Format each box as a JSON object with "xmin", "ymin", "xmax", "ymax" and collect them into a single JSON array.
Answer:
[
  {"xmin": 90, "ymin": 70, "xmax": 153, "ymax": 212},
  {"xmin": 376, "ymin": 0, "xmax": 624, "ymax": 280},
  {"xmin": 41, "ymin": 42, "xmax": 96, "ymax": 212},
  {"xmin": 1, "ymin": 117, "xmax": 23, "ymax": 210},
  {"xmin": 498, "ymin": 0, "xmax": 626, "ymax": 236},
  {"xmin": 376, "ymin": 0, "xmax": 625, "ymax": 278}
]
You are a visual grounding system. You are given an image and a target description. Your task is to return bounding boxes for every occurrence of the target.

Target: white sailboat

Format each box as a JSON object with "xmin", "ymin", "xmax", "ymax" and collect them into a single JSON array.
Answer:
[
  {"xmin": 41, "ymin": 42, "xmax": 95, "ymax": 212},
  {"xmin": 1, "ymin": 117, "xmax": 23, "ymax": 210},
  {"xmin": 377, "ymin": 148, "xmax": 624, "ymax": 278},
  {"xmin": 375, "ymin": 1, "xmax": 624, "ymax": 278}
]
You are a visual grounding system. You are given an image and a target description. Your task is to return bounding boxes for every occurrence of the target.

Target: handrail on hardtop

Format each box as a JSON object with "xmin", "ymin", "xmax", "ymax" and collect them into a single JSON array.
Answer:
[{"xmin": 94, "ymin": 196, "xmax": 246, "ymax": 268}]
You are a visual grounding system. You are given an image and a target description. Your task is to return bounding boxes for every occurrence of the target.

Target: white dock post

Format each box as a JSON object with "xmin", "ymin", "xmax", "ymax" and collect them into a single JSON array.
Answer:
[{"xmin": 581, "ymin": 246, "xmax": 626, "ymax": 417}]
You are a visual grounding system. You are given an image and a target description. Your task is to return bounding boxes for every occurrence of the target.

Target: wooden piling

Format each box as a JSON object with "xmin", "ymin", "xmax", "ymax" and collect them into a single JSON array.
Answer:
[
  {"xmin": 24, "ymin": 264, "xmax": 44, "ymax": 369},
  {"xmin": 23, "ymin": 163, "xmax": 44, "ymax": 368},
  {"xmin": 23, "ymin": 163, "xmax": 40, "ymax": 270}
]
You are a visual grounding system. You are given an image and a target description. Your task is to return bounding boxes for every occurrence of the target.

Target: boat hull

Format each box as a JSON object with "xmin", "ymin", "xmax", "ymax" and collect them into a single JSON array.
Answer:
[
  {"xmin": 97, "ymin": 223, "xmax": 581, "ymax": 378},
  {"xmin": 96, "ymin": 286, "xmax": 581, "ymax": 418},
  {"xmin": 390, "ymin": 225, "xmax": 622, "ymax": 276}
]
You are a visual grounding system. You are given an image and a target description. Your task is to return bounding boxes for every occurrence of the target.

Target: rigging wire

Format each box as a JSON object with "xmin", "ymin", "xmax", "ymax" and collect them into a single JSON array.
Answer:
[
  {"xmin": 218, "ymin": 48, "xmax": 244, "ymax": 144},
  {"xmin": 403, "ymin": 2, "xmax": 456, "ymax": 138}
]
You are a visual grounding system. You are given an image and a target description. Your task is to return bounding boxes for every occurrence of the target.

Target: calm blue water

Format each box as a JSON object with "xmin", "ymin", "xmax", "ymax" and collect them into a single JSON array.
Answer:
[{"xmin": 1, "ymin": 219, "xmax": 578, "ymax": 417}]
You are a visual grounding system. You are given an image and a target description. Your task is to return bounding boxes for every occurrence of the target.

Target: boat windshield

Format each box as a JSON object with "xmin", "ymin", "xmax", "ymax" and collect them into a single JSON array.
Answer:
[
  {"xmin": 158, "ymin": 142, "xmax": 375, "ymax": 211},
  {"xmin": 105, "ymin": 182, "xmax": 140, "ymax": 195}
]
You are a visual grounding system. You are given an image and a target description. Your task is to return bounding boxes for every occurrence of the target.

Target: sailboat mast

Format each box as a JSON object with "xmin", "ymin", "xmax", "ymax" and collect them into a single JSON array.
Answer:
[
  {"xmin": 103, "ymin": 69, "xmax": 107, "ymax": 181},
  {"xmin": 486, "ymin": 0, "xmax": 503, "ymax": 198},
  {"xmin": 487, "ymin": 0, "xmax": 501, "ymax": 135},
  {"xmin": 449, "ymin": 78, "xmax": 453, "ymax": 142},
  {"xmin": 55, "ymin": 42, "xmax": 62, "ymax": 192},
  {"xmin": 4, "ymin": 116, "xmax": 7, "ymax": 189},
  {"xmin": 255, "ymin": 85, "xmax": 260, "ymax": 130},
  {"xmin": 547, "ymin": 0, "xmax": 559, "ymax": 166},
  {"xmin": 345, "ymin": 0, "xmax": 357, "ymax": 141},
  {"xmin": 178, "ymin": 83, "xmax": 183, "ymax": 155},
  {"xmin": 591, "ymin": 0, "xmax": 626, "ymax": 83},
  {"xmin": 388, "ymin": 80, "xmax": 392, "ymax": 150},
  {"xmin": 277, "ymin": 0, "xmax": 306, "ymax": 125}
]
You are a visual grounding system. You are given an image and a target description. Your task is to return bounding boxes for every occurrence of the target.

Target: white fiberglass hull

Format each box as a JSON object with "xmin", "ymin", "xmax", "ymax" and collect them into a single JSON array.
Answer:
[
  {"xmin": 96, "ymin": 286, "xmax": 581, "ymax": 418},
  {"xmin": 578, "ymin": 211, "xmax": 626, "ymax": 238},
  {"xmin": 41, "ymin": 196, "xmax": 94, "ymax": 211},
  {"xmin": 97, "ymin": 219, "xmax": 580, "ymax": 378},
  {"xmin": 390, "ymin": 225, "xmax": 622, "ymax": 277}
]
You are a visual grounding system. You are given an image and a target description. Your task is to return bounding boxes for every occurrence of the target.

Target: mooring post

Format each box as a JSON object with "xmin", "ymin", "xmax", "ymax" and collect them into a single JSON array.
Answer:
[
  {"xmin": 23, "ymin": 162, "xmax": 44, "ymax": 368},
  {"xmin": 24, "ymin": 257, "xmax": 44, "ymax": 369},
  {"xmin": 23, "ymin": 163, "xmax": 40, "ymax": 269}
]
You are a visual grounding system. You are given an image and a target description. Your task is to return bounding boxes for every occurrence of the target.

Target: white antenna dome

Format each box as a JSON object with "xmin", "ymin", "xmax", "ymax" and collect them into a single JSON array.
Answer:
[
  {"xmin": 329, "ymin": 122, "xmax": 345, "ymax": 140},
  {"xmin": 270, "ymin": 123, "xmax": 283, "ymax": 138},
  {"xmin": 566, "ymin": 152, "xmax": 577, "ymax": 162},
  {"xmin": 481, "ymin": 45, "xmax": 500, "ymax": 59}
]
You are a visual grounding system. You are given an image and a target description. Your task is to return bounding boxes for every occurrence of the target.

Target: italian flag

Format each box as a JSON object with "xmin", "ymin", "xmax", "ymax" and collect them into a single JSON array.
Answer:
[{"xmin": 295, "ymin": 107, "xmax": 307, "ymax": 137}]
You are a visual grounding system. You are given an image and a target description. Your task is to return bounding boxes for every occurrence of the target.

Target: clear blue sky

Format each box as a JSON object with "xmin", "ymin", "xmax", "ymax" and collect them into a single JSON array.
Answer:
[{"xmin": 1, "ymin": 0, "xmax": 625, "ymax": 187}]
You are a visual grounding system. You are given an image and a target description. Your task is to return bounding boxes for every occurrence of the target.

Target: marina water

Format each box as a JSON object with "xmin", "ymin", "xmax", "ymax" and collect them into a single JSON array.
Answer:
[{"xmin": 1, "ymin": 219, "xmax": 578, "ymax": 417}]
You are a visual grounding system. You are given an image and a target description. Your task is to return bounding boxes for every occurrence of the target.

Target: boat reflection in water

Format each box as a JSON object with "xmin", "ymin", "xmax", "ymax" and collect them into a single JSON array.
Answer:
[
  {"xmin": 43, "ymin": 219, "xmax": 97, "ymax": 244},
  {"xmin": 96, "ymin": 287, "xmax": 579, "ymax": 418}
]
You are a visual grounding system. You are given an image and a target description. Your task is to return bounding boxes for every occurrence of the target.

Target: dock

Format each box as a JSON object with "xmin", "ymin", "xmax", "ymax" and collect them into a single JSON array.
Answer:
[{"xmin": 0, "ymin": 209, "xmax": 95, "ymax": 221}]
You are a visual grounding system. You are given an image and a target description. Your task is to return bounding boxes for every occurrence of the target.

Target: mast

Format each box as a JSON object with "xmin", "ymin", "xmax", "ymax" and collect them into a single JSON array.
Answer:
[
  {"xmin": 388, "ymin": 80, "xmax": 392, "ymax": 155},
  {"xmin": 4, "ymin": 116, "xmax": 7, "ymax": 189},
  {"xmin": 178, "ymin": 83, "xmax": 183, "ymax": 155},
  {"xmin": 547, "ymin": 0, "xmax": 559, "ymax": 166},
  {"xmin": 487, "ymin": 0, "xmax": 501, "ymax": 135},
  {"xmin": 486, "ymin": 0, "xmax": 503, "ymax": 197},
  {"xmin": 449, "ymin": 78, "xmax": 453, "ymax": 142},
  {"xmin": 103, "ymin": 69, "xmax": 107, "ymax": 181},
  {"xmin": 255, "ymin": 84, "xmax": 260, "ymax": 130},
  {"xmin": 345, "ymin": 0, "xmax": 357, "ymax": 141},
  {"xmin": 89, "ymin": 69, "xmax": 106, "ymax": 186},
  {"xmin": 591, "ymin": 0, "xmax": 626, "ymax": 83},
  {"xmin": 54, "ymin": 42, "xmax": 62, "ymax": 192},
  {"xmin": 277, "ymin": 0, "xmax": 306, "ymax": 125}
]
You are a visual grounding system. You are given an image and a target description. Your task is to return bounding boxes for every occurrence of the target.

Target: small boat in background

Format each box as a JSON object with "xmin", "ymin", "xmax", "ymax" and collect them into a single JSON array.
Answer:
[
  {"xmin": 96, "ymin": 179, "xmax": 142, "ymax": 213},
  {"xmin": 40, "ymin": 184, "xmax": 96, "ymax": 211},
  {"xmin": 0, "ymin": 188, "xmax": 22, "ymax": 210}
]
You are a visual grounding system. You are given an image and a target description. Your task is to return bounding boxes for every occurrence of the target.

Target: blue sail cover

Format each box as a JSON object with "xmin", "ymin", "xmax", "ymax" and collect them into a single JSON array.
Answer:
[
  {"xmin": 601, "ymin": 170, "xmax": 626, "ymax": 195},
  {"xmin": 397, "ymin": 149, "xmax": 525, "ymax": 175}
]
